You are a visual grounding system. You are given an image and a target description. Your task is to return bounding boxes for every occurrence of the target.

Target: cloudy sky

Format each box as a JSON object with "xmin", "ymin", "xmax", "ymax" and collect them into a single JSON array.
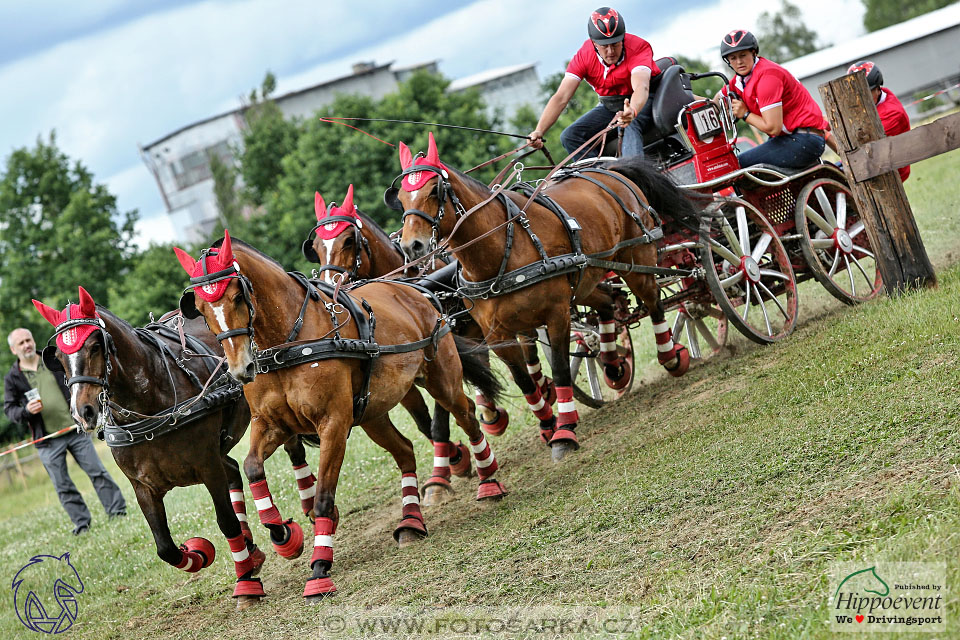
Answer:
[{"xmin": 0, "ymin": 0, "xmax": 865, "ymax": 247}]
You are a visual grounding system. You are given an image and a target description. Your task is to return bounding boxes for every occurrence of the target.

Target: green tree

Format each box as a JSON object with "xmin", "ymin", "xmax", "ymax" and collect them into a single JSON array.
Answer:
[
  {"xmin": 238, "ymin": 73, "xmax": 301, "ymax": 207},
  {"xmin": 231, "ymin": 69, "xmax": 513, "ymax": 269},
  {"xmin": 863, "ymin": 0, "xmax": 957, "ymax": 31},
  {"xmin": 756, "ymin": 0, "xmax": 825, "ymax": 63},
  {"xmin": 0, "ymin": 133, "xmax": 137, "ymax": 376},
  {"xmin": 209, "ymin": 152, "xmax": 242, "ymax": 230},
  {"xmin": 109, "ymin": 243, "xmax": 197, "ymax": 326}
]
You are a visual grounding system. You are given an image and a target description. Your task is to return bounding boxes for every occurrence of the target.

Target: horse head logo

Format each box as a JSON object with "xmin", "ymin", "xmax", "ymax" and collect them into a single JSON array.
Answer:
[
  {"xmin": 12, "ymin": 553, "xmax": 84, "ymax": 634},
  {"xmin": 835, "ymin": 566, "xmax": 890, "ymax": 599}
]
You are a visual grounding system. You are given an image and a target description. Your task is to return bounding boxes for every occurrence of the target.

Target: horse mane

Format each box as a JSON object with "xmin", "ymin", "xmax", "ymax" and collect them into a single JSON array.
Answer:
[
  {"xmin": 355, "ymin": 209, "xmax": 399, "ymax": 250},
  {"xmin": 95, "ymin": 305, "xmax": 137, "ymax": 334},
  {"xmin": 448, "ymin": 166, "xmax": 493, "ymax": 195},
  {"xmin": 606, "ymin": 156, "xmax": 708, "ymax": 221},
  {"xmin": 211, "ymin": 236, "xmax": 288, "ymax": 273}
]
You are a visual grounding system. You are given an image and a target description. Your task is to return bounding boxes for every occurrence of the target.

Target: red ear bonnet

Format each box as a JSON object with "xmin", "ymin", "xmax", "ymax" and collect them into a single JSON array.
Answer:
[
  {"xmin": 314, "ymin": 185, "xmax": 361, "ymax": 240},
  {"xmin": 31, "ymin": 286, "xmax": 103, "ymax": 354},
  {"xmin": 175, "ymin": 229, "xmax": 237, "ymax": 303},
  {"xmin": 398, "ymin": 132, "xmax": 448, "ymax": 192}
]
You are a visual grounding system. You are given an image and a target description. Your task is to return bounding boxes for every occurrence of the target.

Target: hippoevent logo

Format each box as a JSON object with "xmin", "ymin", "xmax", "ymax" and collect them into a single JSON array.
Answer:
[
  {"xmin": 11, "ymin": 553, "xmax": 84, "ymax": 634},
  {"xmin": 830, "ymin": 562, "xmax": 945, "ymax": 633}
]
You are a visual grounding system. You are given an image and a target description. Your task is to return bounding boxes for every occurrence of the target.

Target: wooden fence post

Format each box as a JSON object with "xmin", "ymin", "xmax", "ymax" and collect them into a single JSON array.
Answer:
[{"xmin": 819, "ymin": 72, "xmax": 937, "ymax": 293}]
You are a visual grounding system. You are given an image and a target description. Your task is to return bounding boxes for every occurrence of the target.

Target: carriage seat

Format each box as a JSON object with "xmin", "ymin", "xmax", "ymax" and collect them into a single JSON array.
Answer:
[{"xmin": 642, "ymin": 63, "xmax": 696, "ymax": 147}]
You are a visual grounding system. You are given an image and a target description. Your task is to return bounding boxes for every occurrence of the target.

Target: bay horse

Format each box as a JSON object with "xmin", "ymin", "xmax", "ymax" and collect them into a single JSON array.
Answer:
[
  {"xmin": 32, "ymin": 287, "xmax": 319, "ymax": 609},
  {"xmin": 174, "ymin": 230, "xmax": 505, "ymax": 600},
  {"xmin": 393, "ymin": 133, "xmax": 696, "ymax": 461},
  {"xmin": 302, "ymin": 185, "xmax": 520, "ymax": 505}
]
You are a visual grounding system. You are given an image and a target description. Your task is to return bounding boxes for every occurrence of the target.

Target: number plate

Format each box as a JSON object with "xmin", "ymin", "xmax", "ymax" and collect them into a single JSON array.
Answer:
[{"xmin": 690, "ymin": 105, "xmax": 722, "ymax": 140}]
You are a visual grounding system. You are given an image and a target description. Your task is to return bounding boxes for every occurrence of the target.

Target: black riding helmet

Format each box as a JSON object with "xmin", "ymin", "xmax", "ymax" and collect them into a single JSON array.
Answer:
[
  {"xmin": 720, "ymin": 29, "xmax": 759, "ymax": 62},
  {"xmin": 588, "ymin": 7, "xmax": 625, "ymax": 45},
  {"xmin": 847, "ymin": 61, "xmax": 883, "ymax": 90}
]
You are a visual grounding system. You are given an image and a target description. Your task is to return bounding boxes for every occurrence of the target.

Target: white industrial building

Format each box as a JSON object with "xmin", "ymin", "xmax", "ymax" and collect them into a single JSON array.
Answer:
[
  {"xmin": 140, "ymin": 60, "xmax": 541, "ymax": 243},
  {"xmin": 784, "ymin": 3, "xmax": 960, "ymax": 121}
]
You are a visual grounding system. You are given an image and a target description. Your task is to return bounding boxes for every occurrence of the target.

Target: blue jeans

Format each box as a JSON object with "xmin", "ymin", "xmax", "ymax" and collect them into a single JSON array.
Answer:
[
  {"xmin": 560, "ymin": 101, "xmax": 654, "ymax": 161},
  {"xmin": 737, "ymin": 132, "xmax": 825, "ymax": 169}
]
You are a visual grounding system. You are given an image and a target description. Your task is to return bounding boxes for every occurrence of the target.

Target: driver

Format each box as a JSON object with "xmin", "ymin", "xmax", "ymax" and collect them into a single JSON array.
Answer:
[
  {"xmin": 716, "ymin": 29, "xmax": 838, "ymax": 169},
  {"xmin": 528, "ymin": 7, "xmax": 661, "ymax": 160}
]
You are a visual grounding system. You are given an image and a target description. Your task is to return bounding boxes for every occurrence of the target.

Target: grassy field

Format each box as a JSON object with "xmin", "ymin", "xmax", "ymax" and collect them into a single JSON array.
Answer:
[{"xmin": 2, "ymin": 151, "xmax": 959, "ymax": 639}]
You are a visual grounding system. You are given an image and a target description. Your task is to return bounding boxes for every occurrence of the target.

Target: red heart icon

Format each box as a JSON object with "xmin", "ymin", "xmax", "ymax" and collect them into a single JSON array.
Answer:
[{"xmin": 856, "ymin": 615, "xmax": 864, "ymax": 623}]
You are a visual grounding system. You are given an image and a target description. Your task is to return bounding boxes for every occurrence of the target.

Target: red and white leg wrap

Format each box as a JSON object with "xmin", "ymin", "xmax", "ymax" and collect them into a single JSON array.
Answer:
[
  {"xmin": 528, "ymin": 362, "xmax": 555, "ymax": 405},
  {"xmin": 393, "ymin": 473, "xmax": 427, "ymax": 540},
  {"xmin": 292, "ymin": 463, "xmax": 316, "ymax": 516},
  {"xmin": 555, "ymin": 386, "xmax": 578, "ymax": 427},
  {"xmin": 228, "ymin": 534, "xmax": 257, "ymax": 577},
  {"xmin": 431, "ymin": 441, "xmax": 452, "ymax": 481},
  {"xmin": 524, "ymin": 389, "xmax": 554, "ymax": 422},
  {"xmin": 469, "ymin": 436, "xmax": 499, "ymax": 480},
  {"xmin": 599, "ymin": 321, "xmax": 622, "ymax": 365},
  {"xmin": 175, "ymin": 549, "xmax": 204, "ymax": 573},
  {"xmin": 249, "ymin": 479, "xmax": 282, "ymax": 526},
  {"xmin": 653, "ymin": 321, "xmax": 678, "ymax": 365},
  {"xmin": 310, "ymin": 517, "xmax": 335, "ymax": 567},
  {"xmin": 230, "ymin": 489, "xmax": 253, "ymax": 541}
]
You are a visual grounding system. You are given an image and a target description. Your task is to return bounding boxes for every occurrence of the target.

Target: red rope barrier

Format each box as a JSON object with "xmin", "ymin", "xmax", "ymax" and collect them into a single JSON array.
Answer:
[
  {"xmin": 0, "ymin": 427, "xmax": 75, "ymax": 458},
  {"xmin": 317, "ymin": 117, "xmax": 396, "ymax": 147}
]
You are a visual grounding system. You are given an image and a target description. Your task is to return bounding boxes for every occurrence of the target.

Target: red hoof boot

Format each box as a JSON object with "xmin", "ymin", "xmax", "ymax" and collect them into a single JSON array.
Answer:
[
  {"xmin": 303, "ymin": 577, "xmax": 337, "ymax": 600},
  {"xmin": 541, "ymin": 378, "xmax": 557, "ymax": 407},
  {"xmin": 550, "ymin": 428, "xmax": 580, "ymax": 463},
  {"xmin": 393, "ymin": 515, "xmax": 428, "ymax": 542},
  {"xmin": 604, "ymin": 358, "xmax": 632, "ymax": 390},
  {"xmin": 476, "ymin": 478, "xmax": 508, "ymax": 500},
  {"xmin": 233, "ymin": 576, "xmax": 265, "ymax": 598},
  {"xmin": 538, "ymin": 427, "xmax": 556, "ymax": 447},
  {"xmin": 665, "ymin": 344, "xmax": 690, "ymax": 378},
  {"xmin": 449, "ymin": 442, "xmax": 473, "ymax": 477},
  {"xmin": 183, "ymin": 537, "xmax": 216, "ymax": 569},
  {"xmin": 479, "ymin": 408, "xmax": 509, "ymax": 436},
  {"xmin": 272, "ymin": 519, "xmax": 304, "ymax": 559}
]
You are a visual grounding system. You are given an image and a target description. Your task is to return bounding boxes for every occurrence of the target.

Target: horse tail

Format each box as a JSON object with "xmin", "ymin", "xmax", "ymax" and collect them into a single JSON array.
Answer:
[
  {"xmin": 453, "ymin": 335, "xmax": 503, "ymax": 404},
  {"xmin": 607, "ymin": 156, "xmax": 709, "ymax": 222}
]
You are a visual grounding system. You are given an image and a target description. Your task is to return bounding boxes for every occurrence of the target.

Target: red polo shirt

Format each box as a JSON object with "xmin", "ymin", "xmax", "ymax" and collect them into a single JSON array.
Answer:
[
  {"xmin": 876, "ymin": 87, "xmax": 911, "ymax": 181},
  {"xmin": 565, "ymin": 34, "xmax": 660, "ymax": 96},
  {"xmin": 722, "ymin": 56, "xmax": 828, "ymax": 135}
]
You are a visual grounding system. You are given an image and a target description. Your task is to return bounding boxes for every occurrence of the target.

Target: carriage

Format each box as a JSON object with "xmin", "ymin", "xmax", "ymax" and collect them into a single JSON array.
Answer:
[{"xmin": 557, "ymin": 58, "xmax": 882, "ymax": 406}]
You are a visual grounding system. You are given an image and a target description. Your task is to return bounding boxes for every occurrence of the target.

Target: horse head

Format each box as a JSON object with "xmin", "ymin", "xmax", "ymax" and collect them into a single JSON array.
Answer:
[
  {"xmin": 387, "ymin": 132, "xmax": 457, "ymax": 261},
  {"xmin": 175, "ymin": 230, "xmax": 260, "ymax": 384},
  {"xmin": 302, "ymin": 185, "xmax": 366, "ymax": 283},
  {"xmin": 32, "ymin": 287, "xmax": 113, "ymax": 432}
]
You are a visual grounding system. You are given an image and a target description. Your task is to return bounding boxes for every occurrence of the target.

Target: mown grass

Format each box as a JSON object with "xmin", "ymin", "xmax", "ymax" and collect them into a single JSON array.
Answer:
[{"xmin": 1, "ymin": 151, "xmax": 958, "ymax": 639}]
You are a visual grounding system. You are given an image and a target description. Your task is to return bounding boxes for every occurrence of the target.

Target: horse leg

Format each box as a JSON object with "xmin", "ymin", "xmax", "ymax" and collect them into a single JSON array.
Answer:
[
  {"xmin": 205, "ymin": 460, "xmax": 266, "ymax": 608},
  {"xmin": 400, "ymin": 387, "xmax": 433, "ymax": 442},
  {"xmin": 425, "ymin": 346, "xmax": 507, "ymax": 501},
  {"xmin": 283, "ymin": 436, "xmax": 317, "ymax": 517},
  {"xmin": 521, "ymin": 331, "xmax": 556, "ymax": 408},
  {"xmin": 131, "ymin": 482, "xmax": 214, "ymax": 574},
  {"xmin": 492, "ymin": 336, "xmax": 557, "ymax": 448},
  {"xmin": 422, "ymin": 402, "xmax": 472, "ymax": 506},
  {"xmin": 243, "ymin": 425, "xmax": 305, "ymax": 562},
  {"xmin": 360, "ymin": 416, "xmax": 428, "ymax": 544},
  {"xmin": 627, "ymin": 273, "xmax": 690, "ymax": 377},
  {"xmin": 222, "ymin": 454, "xmax": 255, "ymax": 542},
  {"xmin": 303, "ymin": 413, "xmax": 351, "ymax": 601},
  {"xmin": 595, "ymin": 305, "xmax": 631, "ymax": 390},
  {"xmin": 471, "ymin": 347, "xmax": 509, "ymax": 435},
  {"xmin": 543, "ymin": 313, "xmax": 581, "ymax": 462}
]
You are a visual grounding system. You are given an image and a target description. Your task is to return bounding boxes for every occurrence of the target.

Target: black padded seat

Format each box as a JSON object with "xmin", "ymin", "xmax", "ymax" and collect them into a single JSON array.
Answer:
[{"xmin": 642, "ymin": 64, "xmax": 695, "ymax": 146}]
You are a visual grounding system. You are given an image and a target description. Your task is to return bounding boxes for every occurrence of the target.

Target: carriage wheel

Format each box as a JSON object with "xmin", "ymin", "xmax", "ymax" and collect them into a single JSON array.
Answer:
[
  {"xmin": 569, "ymin": 321, "xmax": 635, "ymax": 409},
  {"xmin": 795, "ymin": 178, "xmax": 883, "ymax": 304},
  {"xmin": 671, "ymin": 302, "xmax": 728, "ymax": 360},
  {"xmin": 701, "ymin": 197, "xmax": 799, "ymax": 344}
]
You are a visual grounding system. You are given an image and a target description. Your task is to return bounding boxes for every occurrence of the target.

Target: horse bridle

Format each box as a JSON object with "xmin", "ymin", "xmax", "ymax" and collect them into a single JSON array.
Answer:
[
  {"xmin": 43, "ymin": 312, "xmax": 114, "ymax": 390},
  {"xmin": 180, "ymin": 248, "xmax": 258, "ymax": 346},
  {"xmin": 302, "ymin": 214, "xmax": 371, "ymax": 281},
  {"xmin": 384, "ymin": 161, "xmax": 468, "ymax": 254}
]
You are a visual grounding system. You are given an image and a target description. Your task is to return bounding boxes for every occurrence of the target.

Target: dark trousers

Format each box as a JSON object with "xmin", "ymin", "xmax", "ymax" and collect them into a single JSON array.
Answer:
[
  {"xmin": 37, "ymin": 430, "xmax": 126, "ymax": 532},
  {"xmin": 560, "ymin": 100, "xmax": 655, "ymax": 161},
  {"xmin": 737, "ymin": 132, "xmax": 825, "ymax": 169}
]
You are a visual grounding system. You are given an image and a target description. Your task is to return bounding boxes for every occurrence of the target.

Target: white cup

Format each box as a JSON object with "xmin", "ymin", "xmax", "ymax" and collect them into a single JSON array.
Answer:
[{"xmin": 25, "ymin": 388, "xmax": 41, "ymax": 403}]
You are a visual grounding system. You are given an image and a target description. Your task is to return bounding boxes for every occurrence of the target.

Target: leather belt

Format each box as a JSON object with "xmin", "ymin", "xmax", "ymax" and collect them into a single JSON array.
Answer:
[{"xmin": 794, "ymin": 127, "xmax": 825, "ymax": 137}]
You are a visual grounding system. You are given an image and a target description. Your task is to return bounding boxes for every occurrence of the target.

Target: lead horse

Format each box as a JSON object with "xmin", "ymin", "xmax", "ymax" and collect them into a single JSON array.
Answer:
[
  {"xmin": 393, "ymin": 134, "xmax": 698, "ymax": 460},
  {"xmin": 32, "ymin": 287, "xmax": 318, "ymax": 609},
  {"xmin": 175, "ymin": 230, "xmax": 505, "ymax": 600}
]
